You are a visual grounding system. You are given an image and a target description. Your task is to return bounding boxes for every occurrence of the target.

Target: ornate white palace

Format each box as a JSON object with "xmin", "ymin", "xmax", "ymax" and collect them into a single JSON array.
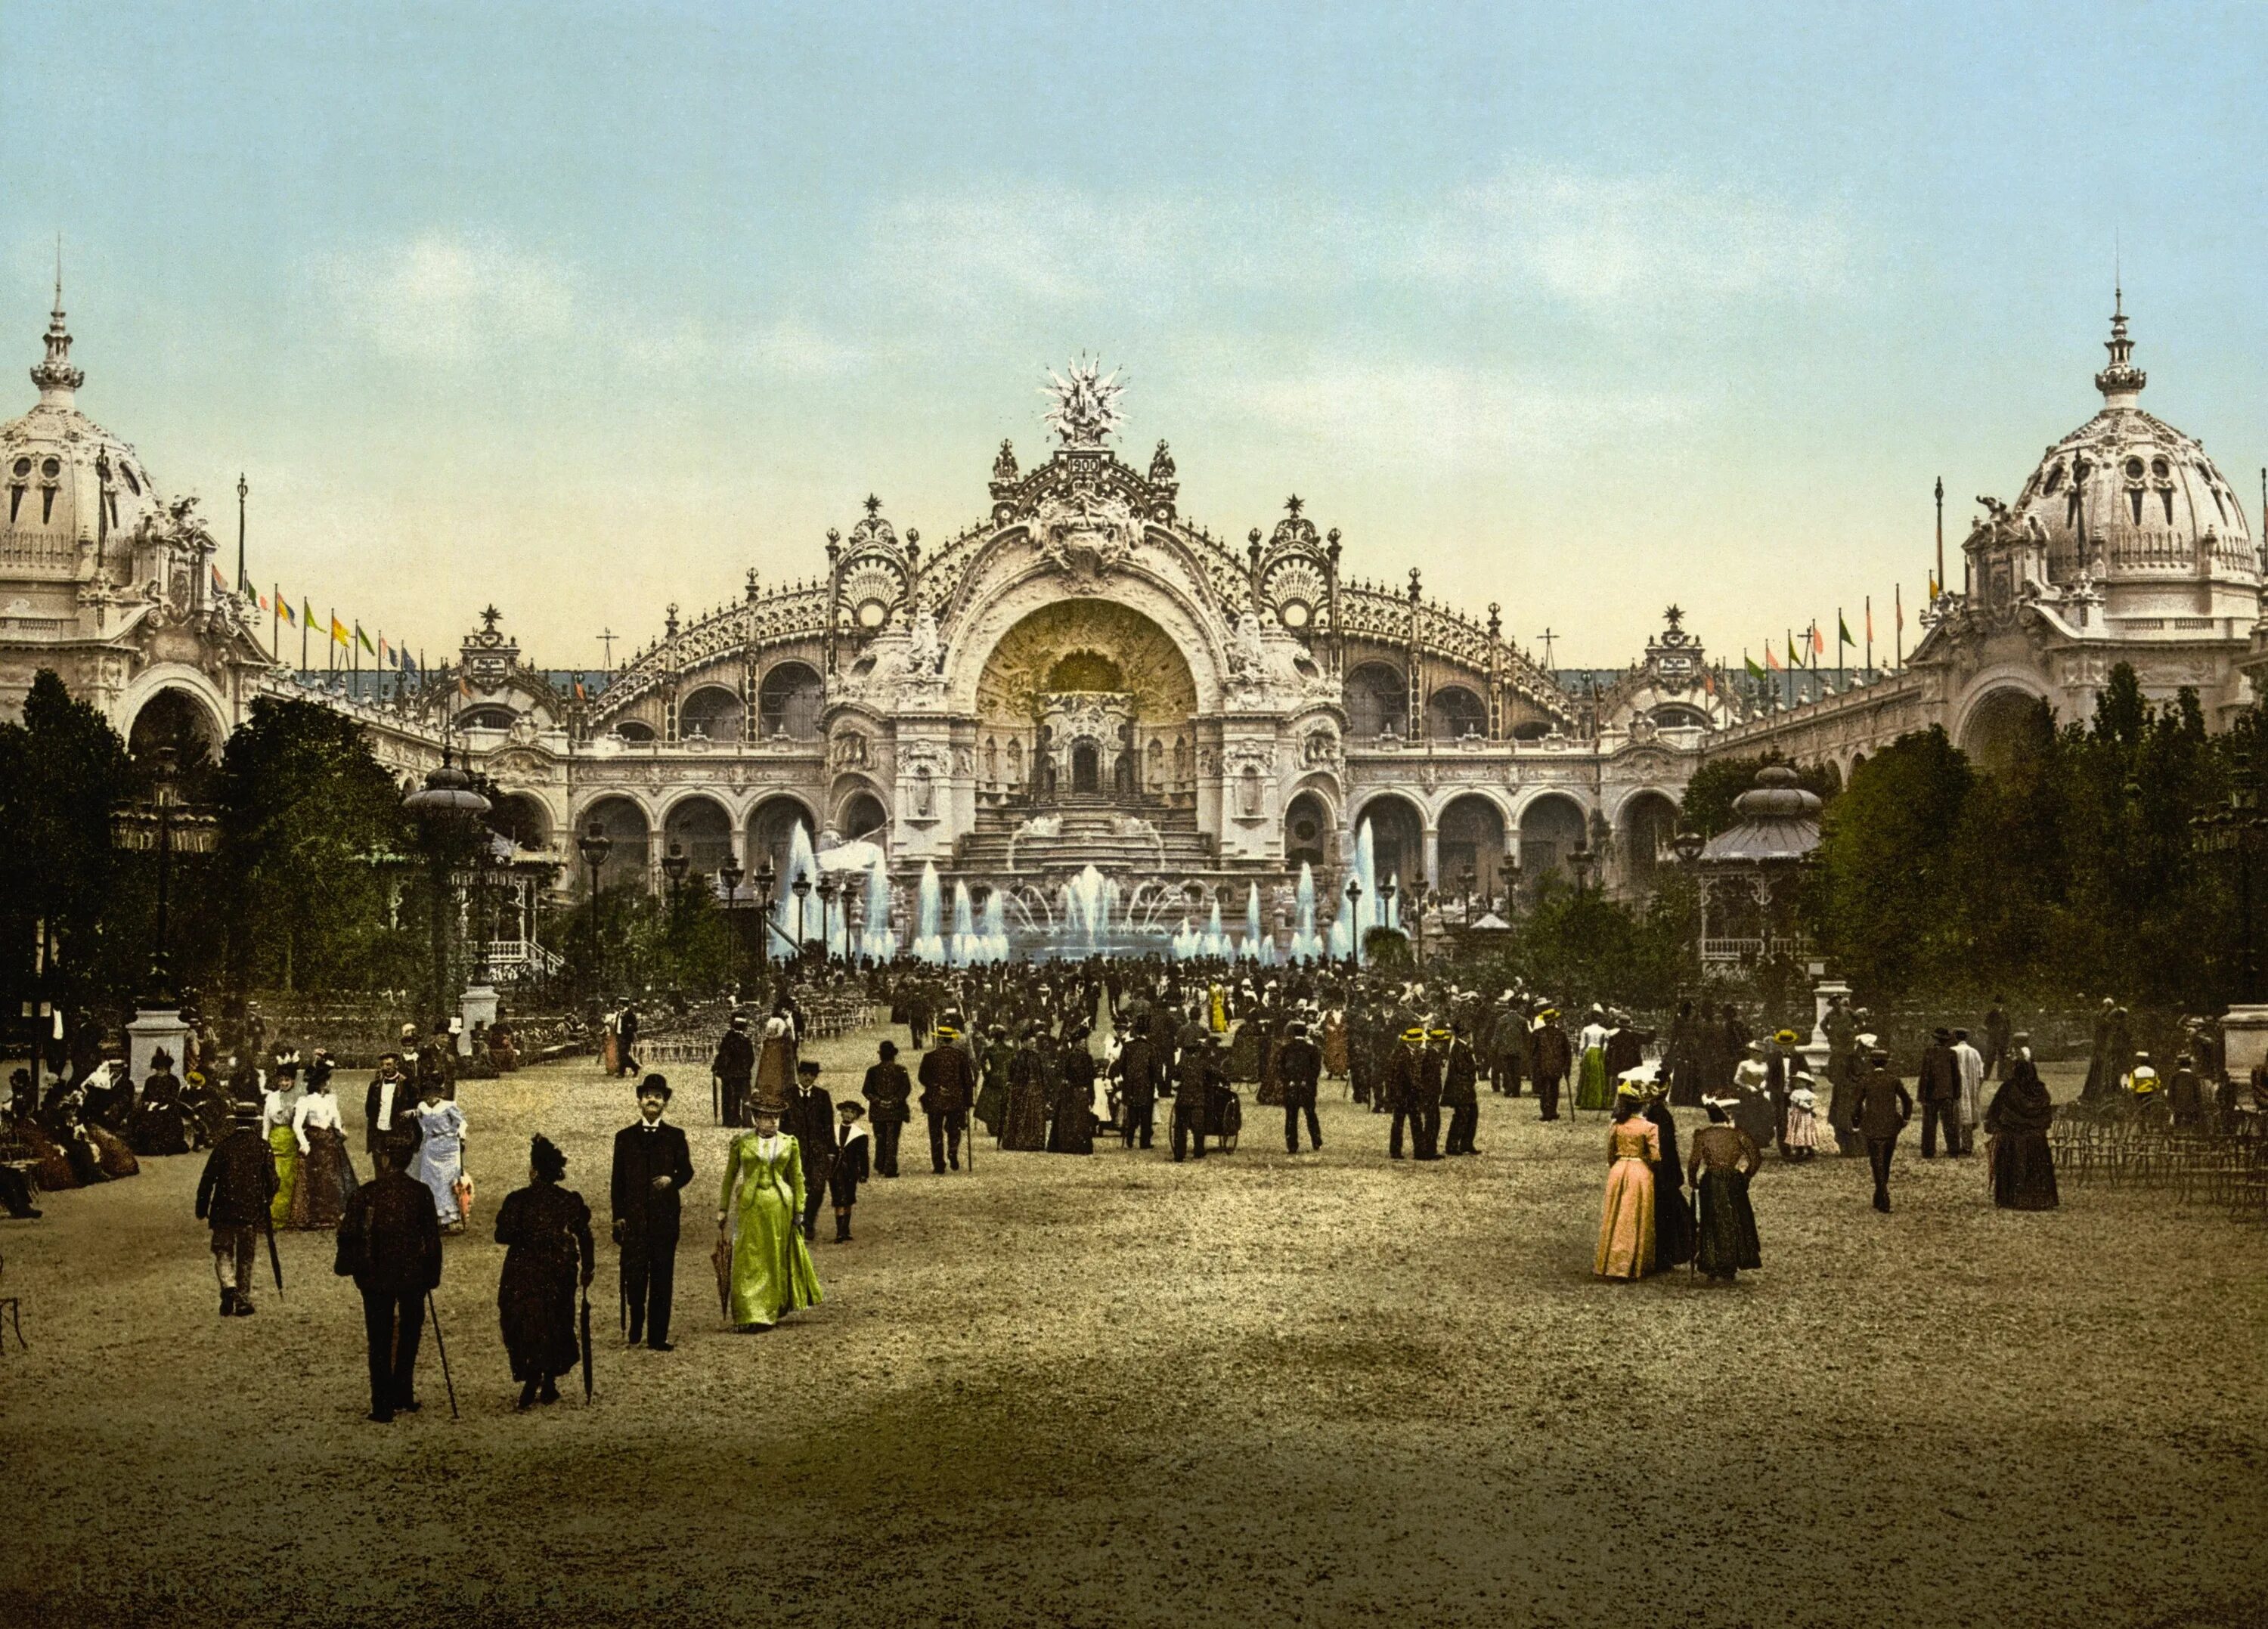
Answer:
[{"xmin": 7, "ymin": 297, "xmax": 2262, "ymax": 960}]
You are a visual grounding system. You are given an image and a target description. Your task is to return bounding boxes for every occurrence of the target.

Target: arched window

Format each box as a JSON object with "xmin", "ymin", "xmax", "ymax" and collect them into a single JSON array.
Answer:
[
  {"xmin": 756, "ymin": 661, "xmax": 824, "ymax": 740},
  {"xmin": 614, "ymin": 720, "xmax": 657, "ymax": 744},
  {"xmin": 678, "ymin": 684, "xmax": 745, "ymax": 742},
  {"xmin": 1427, "ymin": 685, "xmax": 1487, "ymax": 740},
  {"xmin": 1345, "ymin": 663, "xmax": 1408, "ymax": 739}
]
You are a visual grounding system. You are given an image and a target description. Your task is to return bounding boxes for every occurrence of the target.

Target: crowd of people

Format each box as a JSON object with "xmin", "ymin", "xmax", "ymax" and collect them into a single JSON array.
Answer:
[{"xmin": 10, "ymin": 951, "xmax": 2266, "ymax": 1420}]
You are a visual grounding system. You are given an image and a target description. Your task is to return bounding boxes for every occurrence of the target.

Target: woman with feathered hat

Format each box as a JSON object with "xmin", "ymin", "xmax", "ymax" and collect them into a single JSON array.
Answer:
[{"xmin": 495, "ymin": 1135, "xmax": 595, "ymax": 1406}]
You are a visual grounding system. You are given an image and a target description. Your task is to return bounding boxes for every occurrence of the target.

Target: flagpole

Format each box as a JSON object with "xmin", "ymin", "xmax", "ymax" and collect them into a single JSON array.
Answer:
[
  {"xmin": 1895, "ymin": 584, "xmax": 1904, "ymax": 667},
  {"xmin": 1837, "ymin": 609, "xmax": 1845, "ymax": 692},
  {"xmin": 1934, "ymin": 476, "xmax": 1944, "ymax": 605},
  {"xmin": 270, "ymin": 584, "xmax": 279, "ymax": 663},
  {"xmin": 300, "ymin": 605, "xmax": 308, "ymax": 674},
  {"xmin": 328, "ymin": 609, "xmax": 336, "ymax": 677},
  {"xmin": 1865, "ymin": 593, "xmax": 1873, "ymax": 677},
  {"xmin": 235, "ymin": 474, "xmax": 248, "ymax": 594}
]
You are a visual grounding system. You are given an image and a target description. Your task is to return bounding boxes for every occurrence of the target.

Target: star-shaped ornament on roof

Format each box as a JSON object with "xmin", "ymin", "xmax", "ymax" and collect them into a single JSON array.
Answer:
[{"xmin": 1042, "ymin": 357, "xmax": 1127, "ymax": 448}]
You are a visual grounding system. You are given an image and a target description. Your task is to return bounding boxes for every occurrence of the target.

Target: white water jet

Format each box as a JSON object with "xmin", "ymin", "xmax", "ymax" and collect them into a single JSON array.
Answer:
[
  {"xmin": 859, "ymin": 857, "xmax": 897, "ymax": 961},
  {"xmin": 949, "ymin": 880, "xmax": 977, "ymax": 966},
  {"xmin": 911, "ymin": 861, "xmax": 947, "ymax": 964},
  {"xmin": 978, "ymin": 886, "xmax": 1011, "ymax": 962},
  {"xmin": 1290, "ymin": 862, "xmax": 1324, "ymax": 962}
]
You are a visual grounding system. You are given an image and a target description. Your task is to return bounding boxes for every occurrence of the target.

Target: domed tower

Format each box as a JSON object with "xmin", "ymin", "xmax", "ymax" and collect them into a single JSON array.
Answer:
[
  {"xmin": 1972, "ymin": 293, "xmax": 2257, "ymax": 628},
  {"xmin": 0, "ymin": 277, "xmax": 266, "ymax": 741},
  {"xmin": 1933, "ymin": 296, "xmax": 2262, "ymax": 756}
]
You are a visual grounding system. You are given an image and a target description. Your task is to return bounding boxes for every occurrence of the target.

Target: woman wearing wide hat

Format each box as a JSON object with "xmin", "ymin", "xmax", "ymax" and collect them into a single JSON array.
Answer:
[{"xmin": 494, "ymin": 1135, "xmax": 596, "ymax": 1407}]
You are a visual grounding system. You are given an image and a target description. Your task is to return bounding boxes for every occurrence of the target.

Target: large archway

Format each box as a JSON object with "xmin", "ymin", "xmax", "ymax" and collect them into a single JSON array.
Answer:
[
  {"xmin": 578, "ymin": 796, "xmax": 650, "ymax": 893},
  {"xmin": 1520, "ymin": 793, "xmax": 1589, "ymax": 887},
  {"xmin": 1619, "ymin": 789, "xmax": 1681, "ymax": 891},
  {"xmin": 1437, "ymin": 794, "xmax": 1507, "ymax": 903},
  {"xmin": 1356, "ymin": 793, "xmax": 1425, "ymax": 893},
  {"xmin": 126, "ymin": 685, "xmax": 223, "ymax": 768},
  {"xmin": 747, "ymin": 794, "xmax": 816, "ymax": 880},
  {"xmin": 662, "ymin": 794, "xmax": 735, "ymax": 881},
  {"xmin": 489, "ymin": 791, "xmax": 553, "ymax": 856},
  {"xmin": 837, "ymin": 788, "xmax": 888, "ymax": 843},
  {"xmin": 974, "ymin": 600, "xmax": 1198, "ymax": 804},
  {"xmin": 1960, "ymin": 685, "xmax": 2055, "ymax": 776}
]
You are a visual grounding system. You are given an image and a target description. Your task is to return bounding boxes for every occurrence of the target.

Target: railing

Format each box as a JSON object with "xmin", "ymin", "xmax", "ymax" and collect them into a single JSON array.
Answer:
[
  {"xmin": 1700, "ymin": 935, "xmax": 1811, "ymax": 965},
  {"xmin": 482, "ymin": 937, "xmax": 563, "ymax": 982}
]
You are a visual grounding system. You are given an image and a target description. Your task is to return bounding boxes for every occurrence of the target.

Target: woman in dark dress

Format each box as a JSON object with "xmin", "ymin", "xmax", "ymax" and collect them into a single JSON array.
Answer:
[
  {"xmin": 1049, "ymin": 1029, "xmax": 1098, "ymax": 1154},
  {"xmin": 1687, "ymin": 1097, "xmax": 1763, "ymax": 1284},
  {"xmin": 1667, "ymin": 1002, "xmax": 1704, "ymax": 1107},
  {"xmin": 1984, "ymin": 1038, "xmax": 2059, "ymax": 1211},
  {"xmin": 494, "ymin": 1135, "xmax": 596, "ymax": 1408},
  {"xmin": 1000, "ymin": 1029, "xmax": 1053, "ymax": 1151},
  {"xmin": 1641, "ymin": 1085, "xmax": 1696, "ymax": 1271}
]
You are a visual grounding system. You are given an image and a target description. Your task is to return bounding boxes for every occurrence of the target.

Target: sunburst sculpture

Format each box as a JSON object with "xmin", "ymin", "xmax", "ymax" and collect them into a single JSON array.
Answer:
[{"xmin": 1042, "ymin": 356, "xmax": 1127, "ymax": 448}]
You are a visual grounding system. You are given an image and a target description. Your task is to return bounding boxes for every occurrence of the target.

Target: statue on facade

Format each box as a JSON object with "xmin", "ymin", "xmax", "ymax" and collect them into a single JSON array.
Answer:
[{"xmin": 909, "ymin": 607, "xmax": 942, "ymax": 674}]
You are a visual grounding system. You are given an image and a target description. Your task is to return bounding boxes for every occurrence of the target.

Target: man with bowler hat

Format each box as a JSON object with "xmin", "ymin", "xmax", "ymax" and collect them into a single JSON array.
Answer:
[{"xmin": 610, "ymin": 1073, "xmax": 694, "ymax": 1350}]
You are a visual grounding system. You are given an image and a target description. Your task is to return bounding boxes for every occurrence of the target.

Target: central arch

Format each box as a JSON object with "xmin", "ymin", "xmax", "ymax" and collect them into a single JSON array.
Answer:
[
  {"xmin": 973, "ymin": 600, "xmax": 1198, "ymax": 802},
  {"xmin": 1959, "ymin": 683, "xmax": 2056, "ymax": 776}
]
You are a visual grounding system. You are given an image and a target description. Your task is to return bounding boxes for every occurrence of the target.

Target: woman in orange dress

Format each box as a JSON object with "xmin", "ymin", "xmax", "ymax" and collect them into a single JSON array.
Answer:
[{"xmin": 1594, "ymin": 1085, "xmax": 1659, "ymax": 1281}]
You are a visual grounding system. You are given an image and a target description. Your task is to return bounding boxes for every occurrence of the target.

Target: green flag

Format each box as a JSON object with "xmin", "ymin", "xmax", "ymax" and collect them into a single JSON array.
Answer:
[
  {"xmin": 1839, "ymin": 612, "xmax": 1854, "ymax": 647},
  {"xmin": 1745, "ymin": 654, "xmax": 1765, "ymax": 680},
  {"xmin": 355, "ymin": 622, "xmax": 376, "ymax": 656}
]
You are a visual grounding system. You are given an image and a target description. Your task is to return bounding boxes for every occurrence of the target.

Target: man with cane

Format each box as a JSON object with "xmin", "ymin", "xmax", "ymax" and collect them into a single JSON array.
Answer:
[{"xmin": 335, "ymin": 1126, "xmax": 443, "ymax": 1422}]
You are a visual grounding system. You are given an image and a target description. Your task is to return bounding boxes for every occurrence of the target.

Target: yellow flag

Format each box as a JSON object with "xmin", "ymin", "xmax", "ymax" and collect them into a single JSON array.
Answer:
[{"xmin": 330, "ymin": 615, "xmax": 350, "ymax": 646}]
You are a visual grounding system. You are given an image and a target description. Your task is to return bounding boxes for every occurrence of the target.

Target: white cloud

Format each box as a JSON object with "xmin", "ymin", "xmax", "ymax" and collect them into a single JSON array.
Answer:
[{"xmin": 315, "ymin": 235, "xmax": 578, "ymax": 362}]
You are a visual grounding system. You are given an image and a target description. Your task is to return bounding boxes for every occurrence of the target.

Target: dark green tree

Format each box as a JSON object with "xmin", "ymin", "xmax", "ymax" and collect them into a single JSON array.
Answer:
[{"xmin": 0, "ymin": 670, "xmax": 134, "ymax": 1014}]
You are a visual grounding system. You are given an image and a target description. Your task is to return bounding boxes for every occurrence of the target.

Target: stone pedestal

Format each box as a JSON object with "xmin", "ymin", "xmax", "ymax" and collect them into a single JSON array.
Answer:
[
  {"xmin": 458, "ymin": 985, "xmax": 498, "ymax": 1055},
  {"xmin": 2217, "ymin": 1003, "xmax": 2268, "ymax": 1079},
  {"xmin": 1799, "ymin": 978, "xmax": 1851, "ymax": 1077},
  {"xmin": 126, "ymin": 1007, "xmax": 192, "ymax": 1085}
]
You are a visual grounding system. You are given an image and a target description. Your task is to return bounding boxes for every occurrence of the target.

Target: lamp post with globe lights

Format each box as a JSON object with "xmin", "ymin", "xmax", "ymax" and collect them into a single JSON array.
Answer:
[
  {"xmin": 1344, "ymin": 876, "xmax": 1363, "ymax": 968},
  {"xmin": 576, "ymin": 821, "xmax": 612, "ymax": 1001}
]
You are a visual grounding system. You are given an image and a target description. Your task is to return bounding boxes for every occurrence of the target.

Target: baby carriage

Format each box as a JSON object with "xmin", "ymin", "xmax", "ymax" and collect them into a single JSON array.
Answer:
[{"xmin": 1207, "ymin": 1079, "xmax": 1242, "ymax": 1154}]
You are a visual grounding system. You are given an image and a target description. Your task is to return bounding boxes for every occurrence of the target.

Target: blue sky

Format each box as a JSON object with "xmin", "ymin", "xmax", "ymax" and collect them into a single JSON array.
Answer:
[{"xmin": 6, "ymin": 2, "xmax": 2266, "ymax": 670}]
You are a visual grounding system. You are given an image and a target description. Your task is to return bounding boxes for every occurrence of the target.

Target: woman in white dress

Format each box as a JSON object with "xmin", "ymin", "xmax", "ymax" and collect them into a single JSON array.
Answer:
[{"xmin": 411, "ymin": 1081, "xmax": 469, "ymax": 1231}]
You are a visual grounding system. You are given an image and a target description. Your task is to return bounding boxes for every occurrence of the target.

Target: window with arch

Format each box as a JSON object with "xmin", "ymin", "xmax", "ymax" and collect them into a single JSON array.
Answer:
[
  {"xmin": 1345, "ymin": 663, "xmax": 1408, "ymax": 739},
  {"xmin": 678, "ymin": 684, "xmax": 745, "ymax": 742},
  {"xmin": 757, "ymin": 661, "xmax": 824, "ymax": 740},
  {"xmin": 1427, "ymin": 685, "xmax": 1487, "ymax": 740},
  {"xmin": 614, "ymin": 720, "xmax": 657, "ymax": 744}
]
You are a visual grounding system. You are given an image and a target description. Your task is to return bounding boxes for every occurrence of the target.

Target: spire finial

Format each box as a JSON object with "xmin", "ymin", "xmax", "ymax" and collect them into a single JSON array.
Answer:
[
  {"xmin": 31, "ymin": 237, "xmax": 83, "ymax": 405},
  {"xmin": 2095, "ymin": 282, "xmax": 2146, "ymax": 407}
]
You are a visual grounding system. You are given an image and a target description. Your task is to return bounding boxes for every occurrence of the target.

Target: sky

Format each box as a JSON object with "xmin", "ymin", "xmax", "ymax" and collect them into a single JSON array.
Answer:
[{"xmin": 6, "ymin": 2, "xmax": 2268, "ymax": 672}]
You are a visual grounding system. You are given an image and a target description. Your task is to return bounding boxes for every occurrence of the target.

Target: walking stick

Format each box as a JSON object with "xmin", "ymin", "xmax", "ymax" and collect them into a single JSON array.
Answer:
[
  {"xmin": 426, "ymin": 1291, "xmax": 459, "ymax": 1420},
  {"xmin": 262, "ymin": 1211, "xmax": 285, "ymax": 1301},
  {"xmin": 581, "ymin": 1281, "xmax": 595, "ymax": 1403}
]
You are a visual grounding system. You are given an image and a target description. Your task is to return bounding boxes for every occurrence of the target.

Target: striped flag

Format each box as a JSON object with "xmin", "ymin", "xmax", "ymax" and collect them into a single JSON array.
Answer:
[
  {"xmin": 209, "ymin": 562, "xmax": 227, "ymax": 592},
  {"xmin": 277, "ymin": 593, "xmax": 296, "ymax": 627}
]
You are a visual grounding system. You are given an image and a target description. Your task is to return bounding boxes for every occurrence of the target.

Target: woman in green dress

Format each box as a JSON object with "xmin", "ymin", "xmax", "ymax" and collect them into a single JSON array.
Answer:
[
  {"xmin": 261, "ymin": 1055, "xmax": 301, "ymax": 1226},
  {"xmin": 716, "ymin": 1104, "xmax": 822, "ymax": 1331}
]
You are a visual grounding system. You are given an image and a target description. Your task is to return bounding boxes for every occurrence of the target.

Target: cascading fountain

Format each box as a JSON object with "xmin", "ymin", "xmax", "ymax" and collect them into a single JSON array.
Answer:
[
  {"xmin": 860, "ymin": 858, "xmax": 897, "ymax": 961},
  {"xmin": 1241, "ymin": 882, "xmax": 1270, "ymax": 962},
  {"xmin": 1171, "ymin": 912, "xmax": 1200, "ymax": 960},
  {"xmin": 1385, "ymin": 874, "xmax": 1402, "ymax": 933},
  {"xmin": 1289, "ymin": 862, "xmax": 1321, "ymax": 961},
  {"xmin": 949, "ymin": 879, "xmax": 977, "ymax": 966},
  {"xmin": 1328, "ymin": 818, "xmax": 1380, "ymax": 960},
  {"xmin": 911, "ymin": 861, "xmax": 947, "ymax": 963}
]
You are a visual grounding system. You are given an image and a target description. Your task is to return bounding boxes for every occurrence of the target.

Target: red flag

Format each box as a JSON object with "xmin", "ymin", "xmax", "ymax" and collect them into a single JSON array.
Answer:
[{"xmin": 210, "ymin": 563, "xmax": 227, "ymax": 592}]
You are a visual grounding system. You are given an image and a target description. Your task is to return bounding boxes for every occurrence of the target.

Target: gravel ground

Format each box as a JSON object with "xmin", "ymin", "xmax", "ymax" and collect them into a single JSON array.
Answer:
[{"xmin": 2, "ymin": 1031, "xmax": 2263, "ymax": 1629}]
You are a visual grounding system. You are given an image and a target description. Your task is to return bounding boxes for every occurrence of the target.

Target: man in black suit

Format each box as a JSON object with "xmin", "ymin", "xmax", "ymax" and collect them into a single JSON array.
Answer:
[
  {"xmin": 711, "ymin": 1012, "xmax": 754, "ymax": 1127},
  {"xmin": 1114, "ymin": 1025, "xmax": 1162, "ymax": 1150},
  {"xmin": 334, "ymin": 1129, "xmax": 443, "ymax": 1422},
  {"xmin": 363, "ymin": 1049, "xmax": 419, "ymax": 1159},
  {"xmin": 194, "ymin": 1100, "xmax": 277, "ymax": 1318},
  {"xmin": 860, "ymin": 1039, "xmax": 912, "ymax": 1178},
  {"xmin": 1916, "ymin": 1026, "xmax": 1962, "ymax": 1159},
  {"xmin": 1277, "ymin": 1019, "xmax": 1323, "ymax": 1154},
  {"xmin": 782, "ymin": 1059, "xmax": 836, "ymax": 1240},
  {"xmin": 609, "ymin": 1073, "xmax": 696, "ymax": 1351},
  {"xmin": 1854, "ymin": 1045, "xmax": 1915, "ymax": 1214}
]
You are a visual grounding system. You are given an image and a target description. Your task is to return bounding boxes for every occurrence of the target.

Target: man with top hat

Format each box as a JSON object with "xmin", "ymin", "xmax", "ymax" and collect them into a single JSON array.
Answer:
[
  {"xmin": 1442, "ymin": 1019, "xmax": 1481, "ymax": 1155},
  {"xmin": 335, "ymin": 1126, "xmax": 443, "ymax": 1420},
  {"xmin": 364, "ymin": 1048, "xmax": 420, "ymax": 1160},
  {"xmin": 1529, "ymin": 1005, "xmax": 1570, "ymax": 1122},
  {"xmin": 861, "ymin": 1039, "xmax": 912, "ymax": 1177},
  {"xmin": 1114, "ymin": 1015, "xmax": 1163, "ymax": 1151},
  {"xmin": 712, "ymin": 1011, "xmax": 755, "ymax": 1127},
  {"xmin": 782, "ymin": 1060, "xmax": 837, "ymax": 1241},
  {"xmin": 1917, "ymin": 1026, "xmax": 1963, "ymax": 1159},
  {"xmin": 1276, "ymin": 1017, "xmax": 1323, "ymax": 1154},
  {"xmin": 610, "ymin": 1072, "xmax": 694, "ymax": 1351},
  {"xmin": 194, "ymin": 1098, "xmax": 277, "ymax": 1318},
  {"xmin": 1382, "ymin": 1024, "xmax": 1424, "ymax": 1159},
  {"xmin": 919, "ymin": 1016, "xmax": 976, "ymax": 1173}
]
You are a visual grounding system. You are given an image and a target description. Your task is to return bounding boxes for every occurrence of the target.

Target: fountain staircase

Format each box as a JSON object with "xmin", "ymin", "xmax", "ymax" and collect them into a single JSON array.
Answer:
[{"xmin": 953, "ymin": 794, "xmax": 1216, "ymax": 878}]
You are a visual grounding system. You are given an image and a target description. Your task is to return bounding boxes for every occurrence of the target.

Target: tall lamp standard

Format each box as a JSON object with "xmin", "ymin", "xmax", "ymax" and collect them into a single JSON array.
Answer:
[
  {"xmin": 752, "ymin": 861, "xmax": 778, "ymax": 980},
  {"xmin": 2193, "ymin": 752, "xmax": 2268, "ymax": 1005},
  {"xmin": 792, "ymin": 872, "xmax": 813, "ymax": 965},
  {"xmin": 1380, "ymin": 876, "xmax": 1398, "ymax": 949},
  {"xmin": 404, "ymin": 752, "xmax": 491, "ymax": 1032},
  {"xmin": 576, "ymin": 822, "xmax": 613, "ymax": 1000},
  {"xmin": 1670, "ymin": 825, "xmax": 1707, "ymax": 974},
  {"xmin": 111, "ymin": 744, "xmax": 219, "ymax": 1082},
  {"xmin": 1344, "ymin": 876, "xmax": 1363, "ymax": 968},
  {"xmin": 1569, "ymin": 842, "xmax": 1595, "ymax": 899},
  {"xmin": 718, "ymin": 859, "xmax": 746, "ymax": 995},
  {"xmin": 661, "ymin": 841, "xmax": 691, "ymax": 986}
]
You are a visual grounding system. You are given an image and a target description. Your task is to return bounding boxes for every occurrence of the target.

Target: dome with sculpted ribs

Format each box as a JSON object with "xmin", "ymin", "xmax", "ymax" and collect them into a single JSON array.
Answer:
[
  {"xmin": 2, "ymin": 280, "xmax": 167, "ymax": 563},
  {"xmin": 2003, "ymin": 295, "xmax": 2254, "ymax": 587}
]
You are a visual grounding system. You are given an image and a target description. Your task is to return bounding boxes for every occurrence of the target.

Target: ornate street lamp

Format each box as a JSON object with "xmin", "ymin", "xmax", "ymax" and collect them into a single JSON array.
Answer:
[
  {"xmin": 792, "ymin": 872, "xmax": 813, "ymax": 962},
  {"xmin": 110, "ymin": 745, "xmax": 220, "ymax": 1009},
  {"xmin": 752, "ymin": 860, "xmax": 778, "ymax": 974},
  {"xmin": 1671, "ymin": 825, "xmax": 1706, "ymax": 868},
  {"xmin": 404, "ymin": 752, "xmax": 491, "ymax": 1022},
  {"xmin": 577, "ymin": 821, "xmax": 613, "ymax": 998},
  {"xmin": 1344, "ymin": 875, "xmax": 1364, "ymax": 968},
  {"xmin": 1569, "ymin": 842, "xmax": 1594, "ymax": 897},
  {"xmin": 817, "ymin": 871, "xmax": 841, "ymax": 962},
  {"xmin": 662, "ymin": 839, "xmax": 690, "ymax": 896},
  {"xmin": 717, "ymin": 857, "xmax": 747, "ymax": 994}
]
